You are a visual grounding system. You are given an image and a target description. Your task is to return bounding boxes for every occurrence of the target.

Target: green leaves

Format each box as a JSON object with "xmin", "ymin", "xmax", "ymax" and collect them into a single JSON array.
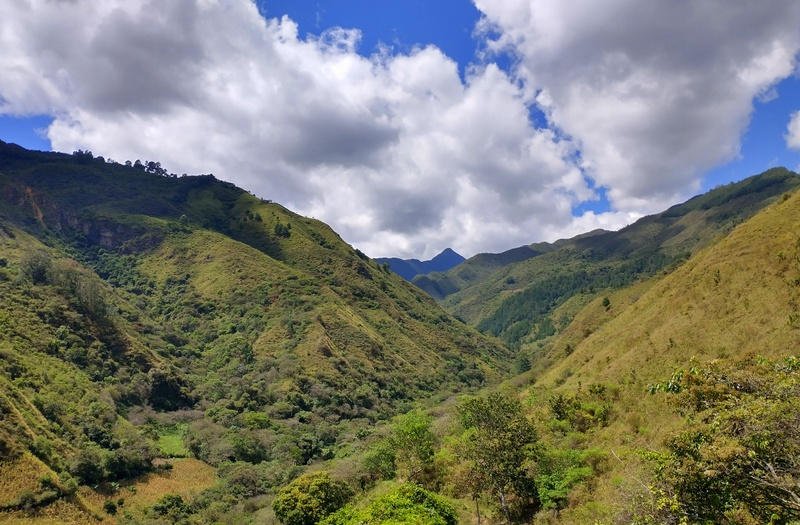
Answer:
[
  {"xmin": 322, "ymin": 483, "xmax": 457, "ymax": 525},
  {"xmin": 650, "ymin": 356, "xmax": 800, "ymax": 523},
  {"xmin": 272, "ymin": 472, "xmax": 353, "ymax": 525},
  {"xmin": 457, "ymin": 392, "xmax": 539, "ymax": 520}
]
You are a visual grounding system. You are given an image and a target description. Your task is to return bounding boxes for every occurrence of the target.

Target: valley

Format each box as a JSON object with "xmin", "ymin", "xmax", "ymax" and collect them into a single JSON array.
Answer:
[{"xmin": 1, "ymin": 142, "xmax": 799, "ymax": 524}]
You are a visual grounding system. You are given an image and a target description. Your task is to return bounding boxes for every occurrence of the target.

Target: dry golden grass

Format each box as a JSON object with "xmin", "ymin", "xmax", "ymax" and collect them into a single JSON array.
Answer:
[
  {"xmin": 79, "ymin": 458, "xmax": 217, "ymax": 520},
  {"xmin": 523, "ymin": 189, "xmax": 800, "ymax": 523},
  {"xmin": 0, "ymin": 459, "xmax": 216, "ymax": 525},
  {"xmin": 0, "ymin": 498, "xmax": 99, "ymax": 525},
  {"xmin": 0, "ymin": 454, "xmax": 51, "ymax": 507},
  {"xmin": 541, "ymin": 189, "xmax": 800, "ymax": 389}
]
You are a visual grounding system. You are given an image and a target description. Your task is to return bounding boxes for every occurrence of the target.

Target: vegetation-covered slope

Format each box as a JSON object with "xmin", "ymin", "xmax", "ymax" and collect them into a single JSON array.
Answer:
[
  {"xmin": 0, "ymin": 141, "xmax": 509, "ymax": 522},
  {"xmin": 538, "ymin": 185, "xmax": 800, "ymax": 388},
  {"xmin": 419, "ymin": 168, "xmax": 800, "ymax": 347},
  {"xmin": 516, "ymin": 182, "xmax": 800, "ymax": 522},
  {"xmin": 313, "ymin": 173, "xmax": 800, "ymax": 525}
]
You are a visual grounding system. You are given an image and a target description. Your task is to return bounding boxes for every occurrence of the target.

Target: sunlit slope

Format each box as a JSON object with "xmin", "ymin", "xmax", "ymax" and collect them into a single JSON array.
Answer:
[
  {"xmin": 0, "ymin": 141, "xmax": 510, "ymax": 521},
  {"xmin": 539, "ymin": 187, "xmax": 800, "ymax": 388},
  {"xmin": 421, "ymin": 169, "xmax": 800, "ymax": 347},
  {"xmin": 518, "ymin": 186, "xmax": 800, "ymax": 523},
  {"xmin": 0, "ymin": 141, "xmax": 509, "ymax": 418}
]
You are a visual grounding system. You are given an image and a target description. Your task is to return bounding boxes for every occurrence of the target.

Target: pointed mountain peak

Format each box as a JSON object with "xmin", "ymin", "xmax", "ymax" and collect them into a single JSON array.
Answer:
[{"xmin": 432, "ymin": 247, "xmax": 464, "ymax": 262}]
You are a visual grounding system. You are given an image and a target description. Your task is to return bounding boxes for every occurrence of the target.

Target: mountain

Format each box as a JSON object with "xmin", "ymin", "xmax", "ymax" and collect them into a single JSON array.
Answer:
[
  {"xmin": 3, "ymin": 139, "xmax": 798, "ymax": 524},
  {"xmin": 418, "ymin": 168, "xmax": 800, "ymax": 346},
  {"xmin": 516, "ymin": 175, "xmax": 800, "ymax": 523},
  {"xmin": 0, "ymin": 141, "xmax": 509, "ymax": 522},
  {"xmin": 412, "ymin": 235, "xmax": 605, "ymax": 300},
  {"xmin": 327, "ymin": 172, "xmax": 800, "ymax": 525},
  {"xmin": 375, "ymin": 248, "xmax": 465, "ymax": 281}
]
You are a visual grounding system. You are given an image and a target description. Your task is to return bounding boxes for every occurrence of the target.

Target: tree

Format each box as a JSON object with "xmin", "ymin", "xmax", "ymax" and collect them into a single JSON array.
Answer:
[
  {"xmin": 649, "ymin": 356, "xmax": 800, "ymax": 523},
  {"xmin": 457, "ymin": 392, "xmax": 539, "ymax": 523},
  {"xmin": 70, "ymin": 446, "xmax": 106, "ymax": 484},
  {"xmin": 274, "ymin": 222, "xmax": 291, "ymax": 238},
  {"xmin": 273, "ymin": 472, "xmax": 353, "ymax": 525},
  {"xmin": 390, "ymin": 410, "xmax": 437, "ymax": 487},
  {"xmin": 20, "ymin": 251, "xmax": 51, "ymax": 284},
  {"xmin": 151, "ymin": 494, "xmax": 187, "ymax": 521}
]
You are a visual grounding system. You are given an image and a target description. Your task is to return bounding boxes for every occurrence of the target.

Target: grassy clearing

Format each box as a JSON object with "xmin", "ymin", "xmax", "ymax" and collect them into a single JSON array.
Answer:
[
  {"xmin": 79, "ymin": 458, "xmax": 217, "ymax": 521},
  {"xmin": 156, "ymin": 424, "xmax": 189, "ymax": 458},
  {"xmin": 0, "ymin": 455, "xmax": 52, "ymax": 508},
  {"xmin": 0, "ymin": 498, "xmax": 98, "ymax": 525}
]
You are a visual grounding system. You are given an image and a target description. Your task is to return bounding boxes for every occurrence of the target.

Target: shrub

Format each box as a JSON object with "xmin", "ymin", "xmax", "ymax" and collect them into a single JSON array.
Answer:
[
  {"xmin": 20, "ymin": 251, "xmax": 51, "ymax": 284},
  {"xmin": 322, "ymin": 484, "xmax": 457, "ymax": 525},
  {"xmin": 151, "ymin": 494, "xmax": 188, "ymax": 521},
  {"xmin": 70, "ymin": 446, "xmax": 107, "ymax": 484},
  {"xmin": 647, "ymin": 356, "xmax": 800, "ymax": 523},
  {"xmin": 272, "ymin": 472, "xmax": 353, "ymax": 525}
]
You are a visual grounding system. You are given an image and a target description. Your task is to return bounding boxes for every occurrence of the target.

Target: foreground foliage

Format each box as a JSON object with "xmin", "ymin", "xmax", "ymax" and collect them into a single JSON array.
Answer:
[{"xmin": 645, "ymin": 356, "xmax": 800, "ymax": 524}]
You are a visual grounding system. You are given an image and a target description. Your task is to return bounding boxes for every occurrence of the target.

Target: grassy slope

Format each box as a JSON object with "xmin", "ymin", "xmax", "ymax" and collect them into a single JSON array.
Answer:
[
  {"xmin": 420, "ymin": 169, "xmax": 800, "ymax": 347},
  {"xmin": 522, "ymin": 187, "xmax": 800, "ymax": 523},
  {"xmin": 0, "ymin": 142, "xmax": 509, "ymax": 521}
]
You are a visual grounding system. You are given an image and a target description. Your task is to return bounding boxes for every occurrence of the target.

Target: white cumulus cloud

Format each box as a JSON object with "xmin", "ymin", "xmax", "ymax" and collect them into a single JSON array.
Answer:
[
  {"xmin": 788, "ymin": 110, "xmax": 800, "ymax": 150},
  {"xmin": 475, "ymin": 0, "xmax": 800, "ymax": 215},
  {"xmin": 0, "ymin": 0, "xmax": 613, "ymax": 258},
  {"xmin": 2, "ymin": 1, "xmax": 798, "ymax": 258}
]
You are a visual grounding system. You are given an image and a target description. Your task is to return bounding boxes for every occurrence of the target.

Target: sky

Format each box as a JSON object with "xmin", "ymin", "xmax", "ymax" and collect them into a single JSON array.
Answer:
[{"xmin": 1, "ymin": 1, "xmax": 799, "ymax": 259}]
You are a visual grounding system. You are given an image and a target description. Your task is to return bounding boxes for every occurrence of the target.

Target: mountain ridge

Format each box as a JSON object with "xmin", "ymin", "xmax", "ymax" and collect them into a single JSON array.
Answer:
[
  {"xmin": 0, "ymin": 141, "xmax": 509, "ymax": 522},
  {"xmin": 417, "ymin": 168, "xmax": 800, "ymax": 346},
  {"xmin": 375, "ymin": 247, "xmax": 465, "ymax": 281}
]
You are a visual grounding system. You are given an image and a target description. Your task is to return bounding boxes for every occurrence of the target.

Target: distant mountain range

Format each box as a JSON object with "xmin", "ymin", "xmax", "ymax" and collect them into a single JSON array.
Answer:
[
  {"xmin": 375, "ymin": 247, "xmax": 465, "ymax": 280},
  {"xmin": 414, "ymin": 168, "xmax": 800, "ymax": 346}
]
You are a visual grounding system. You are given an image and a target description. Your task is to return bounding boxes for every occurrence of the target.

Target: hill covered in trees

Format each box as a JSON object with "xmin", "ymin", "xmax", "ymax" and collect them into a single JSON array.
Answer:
[
  {"xmin": 0, "ymin": 141, "xmax": 509, "ymax": 523},
  {"xmin": 2, "ymin": 140, "xmax": 799, "ymax": 525},
  {"xmin": 313, "ymin": 172, "xmax": 800, "ymax": 525}
]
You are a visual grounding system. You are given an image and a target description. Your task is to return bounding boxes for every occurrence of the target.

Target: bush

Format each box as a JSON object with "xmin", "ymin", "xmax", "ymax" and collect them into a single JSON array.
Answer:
[
  {"xmin": 70, "ymin": 446, "xmax": 107, "ymax": 485},
  {"xmin": 362, "ymin": 441, "xmax": 397, "ymax": 483},
  {"xmin": 220, "ymin": 461, "xmax": 301, "ymax": 498},
  {"xmin": 273, "ymin": 472, "xmax": 353, "ymax": 525},
  {"xmin": 151, "ymin": 494, "xmax": 188, "ymax": 521},
  {"xmin": 322, "ymin": 484, "xmax": 457, "ymax": 525},
  {"xmin": 648, "ymin": 356, "xmax": 800, "ymax": 523},
  {"xmin": 20, "ymin": 251, "xmax": 51, "ymax": 284}
]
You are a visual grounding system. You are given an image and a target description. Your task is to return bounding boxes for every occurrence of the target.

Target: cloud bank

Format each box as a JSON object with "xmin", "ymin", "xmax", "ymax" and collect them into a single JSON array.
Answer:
[
  {"xmin": 476, "ymin": 0, "xmax": 800, "ymax": 214},
  {"xmin": 1, "ymin": 1, "xmax": 799, "ymax": 257}
]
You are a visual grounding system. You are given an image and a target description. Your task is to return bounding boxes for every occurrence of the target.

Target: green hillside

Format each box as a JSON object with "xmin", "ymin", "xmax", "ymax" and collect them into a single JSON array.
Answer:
[
  {"xmin": 420, "ymin": 169, "xmax": 800, "ymax": 347},
  {"xmin": 518, "ymin": 173, "xmax": 800, "ymax": 523},
  {"xmin": 3, "ymin": 140, "xmax": 799, "ymax": 525},
  {"xmin": 314, "ymin": 173, "xmax": 800, "ymax": 525},
  {"xmin": 0, "ymin": 142, "xmax": 509, "ymax": 522}
]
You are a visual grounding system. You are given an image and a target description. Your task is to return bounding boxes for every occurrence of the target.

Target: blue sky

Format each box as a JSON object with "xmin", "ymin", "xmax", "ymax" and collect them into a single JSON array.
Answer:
[
  {"xmin": 264, "ymin": 0, "xmax": 800, "ymax": 205},
  {"xmin": 259, "ymin": 0, "xmax": 483, "ymax": 76},
  {"xmin": 703, "ymin": 75, "xmax": 800, "ymax": 191},
  {"xmin": 1, "ymin": 1, "xmax": 799, "ymax": 257}
]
